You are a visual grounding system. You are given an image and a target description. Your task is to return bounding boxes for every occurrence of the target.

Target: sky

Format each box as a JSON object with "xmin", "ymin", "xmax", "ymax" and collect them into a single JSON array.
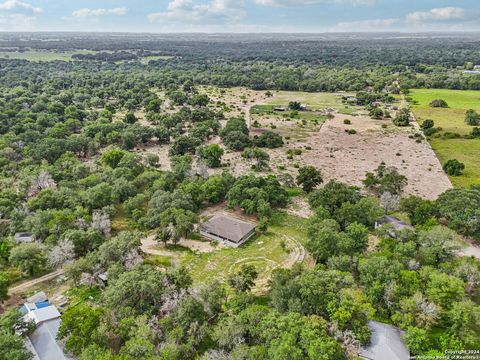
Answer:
[{"xmin": 1, "ymin": 0, "xmax": 480, "ymax": 33}]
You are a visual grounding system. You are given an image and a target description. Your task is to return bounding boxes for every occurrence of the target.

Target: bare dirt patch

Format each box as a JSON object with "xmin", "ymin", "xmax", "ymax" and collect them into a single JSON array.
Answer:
[
  {"xmin": 298, "ymin": 114, "xmax": 452, "ymax": 199},
  {"xmin": 228, "ymin": 110, "xmax": 452, "ymax": 199}
]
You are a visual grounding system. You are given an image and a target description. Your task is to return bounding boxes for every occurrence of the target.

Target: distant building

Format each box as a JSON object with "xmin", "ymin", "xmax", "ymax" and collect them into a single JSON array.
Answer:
[
  {"xmin": 463, "ymin": 70, "xmax": 480, "ymax": 75},
  {"xmin": 375, "ymin": 216, "xmax": 414, "ymax": 233},
  {"xmin": 473, "ymin": 65, "xmax": 480, "ymax": 69},
  {"xmin": 21, "ymin": 299, "xmax": 70, "ymax": 360},
  {"xmin": 200, "ymin": 215, "xmax": 256, "ymax": 247},
  {"xmin": 359, "ymin": 321, "xmax": 410, "ymax": 360},
  {"xmin": 14, "ymin": 232, "xmax": 35, "ymax": 243},
  {"xmin": 273, "ymin": 106, "xmax": 286, "ymax": 112}
]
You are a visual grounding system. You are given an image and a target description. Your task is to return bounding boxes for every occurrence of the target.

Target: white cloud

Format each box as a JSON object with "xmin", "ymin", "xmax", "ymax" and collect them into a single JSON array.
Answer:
[
  {"xmin": 72, "ymin": 7, "xmax": 128, "ymax": 18},
  {"xmin": 330, "ymin": 18, "xmax": 399, "ymax": 31},
  {"xmin": 148, "ymin": 0, "xmax": 245, "ymax": 24},
  {"xmin": 0, "ymin": 0, "xmax": 42, "ymax": 13},
  {"xmin": 254, "ymin": 0, "xmax": 377, "ymax": 7},
  {"xmin": 0, "ymin": 13, "xmax": 35, "ymax": 30},
  {"xmin": 406, "ymin": 7, "xmax": 466, "ymax": 23}
]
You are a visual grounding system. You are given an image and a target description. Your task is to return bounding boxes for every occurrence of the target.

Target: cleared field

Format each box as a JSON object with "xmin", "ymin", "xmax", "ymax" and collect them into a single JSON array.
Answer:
[
  {"xmin": 410, "ymin": 89, "xmax": 480, "ymax": 135},
  {"xmin": 410, "ymin": 89, "xmax": 480, "ymax": 187},
  {"xmin": 265, "ymin": 91, "xmax": 361, "ymax": 115},
  {"xmin": 0, "ymin": 50, "xmax": 95, "ymax": 62}
]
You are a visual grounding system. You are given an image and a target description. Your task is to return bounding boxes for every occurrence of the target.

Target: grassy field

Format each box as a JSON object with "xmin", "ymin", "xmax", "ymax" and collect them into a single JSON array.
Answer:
[
  {"xmin": 147, "ymin": 211, "xmax": 310, "ymax": 290},
  {"xmin": 429, "ymin": 138, "xmax": 480, "ymax": 187},
  {"xmin": 410, "ymin": 89, "xmax": 480, "ymax": 187},
  {"xmin": 266, "ymin": 91, "xmax": 360, "ymax": 115},
  {"xmin": 410, "ymin": 89, "xmax": 480, "ymax": 135},
  {"xmin": 0, "ymin": 50, "xmax": 97, "ymax": 62}
]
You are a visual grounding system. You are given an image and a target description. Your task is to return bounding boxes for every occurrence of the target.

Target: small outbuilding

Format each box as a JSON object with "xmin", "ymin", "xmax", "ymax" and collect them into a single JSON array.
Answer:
[
  {"xmin": 375, "ymin": 216, "xmax": 413, "ymax": 232},
  {"xmin": 359, "ymin": 321, "xmax": 410, "ymax": 360},
  {"xmin": 14, "ymin": 232, "xmax": 35, "ymax": 243},
  {"xmin": 200, "ymin": 215, "xmax": 256, "ymax": 247}
]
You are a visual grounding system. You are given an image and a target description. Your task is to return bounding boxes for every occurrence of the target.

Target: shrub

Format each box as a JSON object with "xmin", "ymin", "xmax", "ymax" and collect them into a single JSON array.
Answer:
[
  {"xmin": 443, "ymin": 159, "xmax": 465, "ymax": 176},
  {"xmin": 393, "ymin": 108, "xmax": 410, "ymax": 127},
  {"xmin": 429, "ymin": 99, "xmax": 448, "ymax": 108},
  {"xmin": 344, "ymin": 119, "xmax": 351, "ymax": 125},
  {"xmin": 465, "ymin": 109, "xmax": 480, "ymax": 126},
  {"xmin": 421, "ymin": 119, "xmax": 434, "ymax": 129}
]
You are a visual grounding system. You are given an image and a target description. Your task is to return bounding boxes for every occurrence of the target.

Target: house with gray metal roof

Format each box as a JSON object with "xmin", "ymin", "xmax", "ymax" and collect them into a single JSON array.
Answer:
[
  {"xmin": 200, "ymin": 215, "xmax": 256, "ymax": 247},
  {"xmin": 22, "ymin": 300, "xmax": 70, "ymax": 360},
  {"xmin": 359, "ymin": 321, "xmax": 410, "ymax": 360}
]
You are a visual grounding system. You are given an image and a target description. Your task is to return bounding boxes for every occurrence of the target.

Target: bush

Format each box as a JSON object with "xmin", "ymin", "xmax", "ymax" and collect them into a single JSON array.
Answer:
[
  {"xmin": 443, "ymin": 159, "xmax": 465, "ymax": 176},
  {"xmin": 471, "ymin": 127, "xmax": 480, "ymax": 137},
  {"xmin": 343, "ymin": 119, "xmax": 351, "ymax": 125},
  {"xmin": 253, "ymin": 131, "xmax": 284, "ymax": 148},
  {"xmin": 393, "ymin": 108, "xmax": 410, "ymax": 127},
  {"xmin": 421, "ymin": 119, "xmax": 434, "ymax": 129},
  {"xmin": 465, "ymin": 109, "xmax": 480, "ymax": 126},
  {"xmin": 429, "ymin": 99, "xmax": 448, "ymax": 108}
]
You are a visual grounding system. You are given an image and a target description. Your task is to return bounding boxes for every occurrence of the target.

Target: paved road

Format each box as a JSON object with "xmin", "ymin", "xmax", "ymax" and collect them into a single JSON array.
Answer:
[{"xmin": 8, "ymin": 269, "xmax": 65, "ymax": 295}]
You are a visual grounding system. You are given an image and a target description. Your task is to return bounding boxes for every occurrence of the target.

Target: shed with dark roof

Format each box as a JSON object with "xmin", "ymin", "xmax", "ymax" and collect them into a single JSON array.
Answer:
[
  {"xmin": 200, "ymin": 215, "xmax": 256, "ymax": 247},
  {"xmin": 375, "ymin": 216, "xmax": 413, "ymax": 232}
]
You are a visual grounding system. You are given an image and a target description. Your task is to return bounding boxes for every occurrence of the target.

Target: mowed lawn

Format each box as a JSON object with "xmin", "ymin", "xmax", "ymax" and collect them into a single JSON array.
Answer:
[
  {"xmin": 410, "ymin": 89, "xmax": 480, "ymax": 135},
  {"xmin": 410, "ymin": 89, "xmax": 480, "ymax": 187}
]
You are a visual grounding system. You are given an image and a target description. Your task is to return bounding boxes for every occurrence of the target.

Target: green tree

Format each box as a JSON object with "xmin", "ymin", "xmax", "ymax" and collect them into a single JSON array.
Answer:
[
  {"xmin": 297, "ymin": 166, "xmax": 323, "ymax": 192},
  {"xmin": 417, "ymin": 226, "xmax": 460, "ymax": 265},
  {"xmin": 253, "ymin": 131, "xmax": 284, "ymax": 148},
  {"xmin": 124, "ymin": 112, "xmax": 137, "ymax": 124},
  {"xmin": 101, "ymin": 148, "xmax": 126, "ymax": 168},
  {"xmin": 404, "ymin": 327, "xmax": 431, "ymax": 355},
  {"xmin": 465, "ymin": 109, "xmax": 480, "ymax": 126},
  {"xmin": 228, "ymin": 264, "xmax": 258, "ymax": 292},
  {"xmin": 242, "ymin": 147, "xmax": 270, "ymax": 170},
  {"xmin": 369, "ymin": 107, "xmax": 384, "ymax": 119},
  {"xmin": 0, "ymin": 331, "xmax": 33, "ymax": 360},
  {"xmin": 400, "ymin": 196, "xmax": 436, "ymax": 225},
  {"xmin": 0, "ymin": 272, "xmax": 9, "ymax": 303},
  {"xmin": 308, "ymin": 181, "xmax": 361, "ymax": 215},
  {"xmin": 393, "ymin": 108, "xmax": 410, "ymax": 126},
  {"xmin": 443, "ymin": 159, "xmax": 465, "ymax": 176},
  {"xmin": 57, "ymin": 303, "xmax": 104, "ymax": 356},
  {"xmin": 9, "ymin": 243, "xmax": 46, "ymax": 276},
  {"xmin": 197, "ymin": 144, "xmax": 224, "ymax": 168},
  {"xmin": 429, "ymin": 99, "xmax": 448, "ymax": 108},
  {"xmin": 363, "ymin": 163, "xmax": 407, "ymax": 195}
]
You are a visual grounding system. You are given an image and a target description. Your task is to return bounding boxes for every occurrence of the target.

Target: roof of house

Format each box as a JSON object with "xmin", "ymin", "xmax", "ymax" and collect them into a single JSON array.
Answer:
[
  {"xmin": 26, "ymin": 305, "xmax": 61, "ymax": 324},
  {"xmin": 14, "ymin": 232, "xmax": 35, "ymax": 243},
  {"xmin": 26, "ymin": 291, "xmax": 48, "ymax": 304},
  {"xmin": 200, "ymin": 215, "xmax": 256, "ymax": 243},
  {"xmin": 29, "ymin": 318, "xmax": 70, "ymax": 360},
  {"xmin": 359, "ymin": 321, "xmax": 410, "ymax": 360},
  {"xmin": 376, "ymin": 216, "xmax": 413, "ymax": 231}
]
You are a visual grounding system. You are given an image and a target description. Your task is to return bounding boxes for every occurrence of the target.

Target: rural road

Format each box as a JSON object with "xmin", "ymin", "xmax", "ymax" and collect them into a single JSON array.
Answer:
[
  {"xmin": 8, "ymin": 269, "xmax": 65, "ymax": 295},
  {"xmin": 459, "ymin": 244, "xmax": 480, "ymax": 260}
]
